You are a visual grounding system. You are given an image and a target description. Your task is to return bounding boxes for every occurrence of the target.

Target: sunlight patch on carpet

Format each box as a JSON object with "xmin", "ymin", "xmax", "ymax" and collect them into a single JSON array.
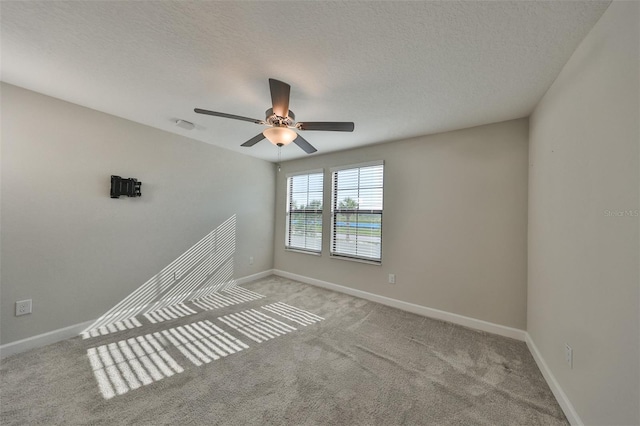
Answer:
[
  {"xmin": 143, "ymin": 303, "xmax": 198, "ymax": 324},
  {"xmin": 191, "ymin": 286, "xmax": 265, "ymax": 311},
  {"xmin": 85, "ymin": 301, "xmax": 323, "ymax": 400},
  {"xmin": 217, "ymin": 309, "xmax": 297, "ymax": 343},
  {"xmin": 82, "ymin": 317, "xmax": 143, "ymax": 339},
  {"xmin": 261, "ymin": 302, "xmax": 325, "ymax": 326},
  {"xmin": 87, "ymin": 334, "xmax": 184, "ymax": 400},
  {"xmin": 160, "ymin": 320, "xmax": 248, "ymax": 366}
]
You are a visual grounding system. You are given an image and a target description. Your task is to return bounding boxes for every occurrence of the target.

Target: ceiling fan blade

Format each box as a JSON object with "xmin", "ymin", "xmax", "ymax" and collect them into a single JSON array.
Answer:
[
  {"xmin": 194, "ymin": 108, "xmax": 262, "ymax": 124},
  {"xmin": 269, "ymin": 79, "xmax": 290, "ymax": 117},
  {"xmin": 293, "ymin": 134, "xmax": 317, "ymax": 154},
  {"xmin": 240, "ymin": 133, "xmax": 266, "ymax": 147},
  {"xmin": 297, "ymin": 122, "xmax": 355, "ymax": 132}
]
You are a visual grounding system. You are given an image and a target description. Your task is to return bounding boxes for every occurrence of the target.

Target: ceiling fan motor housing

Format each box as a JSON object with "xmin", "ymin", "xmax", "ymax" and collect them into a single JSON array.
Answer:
[{"xmin": 265, "ymin": 108, "xmax": 295, "ymax": 127}]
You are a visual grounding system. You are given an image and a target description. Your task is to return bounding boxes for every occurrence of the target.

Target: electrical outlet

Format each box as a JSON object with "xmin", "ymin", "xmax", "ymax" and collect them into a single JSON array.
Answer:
[
  {"xmin": 249, "ymin": 256, "xmax": 254, "ymax": 265},
  {"xmin": 16, "ymin": 299, "xmax": 32, "ymax": 316},
  {"xmin": 565, "ymin": 343, "xmax": 573, "ymax": 369},
  {"xmin": 388, "ymin": 274, "xmax": 396, "ymax": 284}
]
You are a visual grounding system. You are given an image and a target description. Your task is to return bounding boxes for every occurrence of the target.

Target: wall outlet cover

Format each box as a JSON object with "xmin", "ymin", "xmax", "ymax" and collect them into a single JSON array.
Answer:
[{"xmin": 16, "ymin": 299, "xmax": 32, "ymax": 316}]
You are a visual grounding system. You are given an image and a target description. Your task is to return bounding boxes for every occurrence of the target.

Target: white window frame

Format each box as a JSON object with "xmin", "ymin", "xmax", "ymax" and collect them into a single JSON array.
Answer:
[
  {"xmin": 330, "ymin": 161, "xmax": 384, "ymax": 264},
  {"xmin": 285, "ymin": 169, "xmax": 324, "ymax": 255}
]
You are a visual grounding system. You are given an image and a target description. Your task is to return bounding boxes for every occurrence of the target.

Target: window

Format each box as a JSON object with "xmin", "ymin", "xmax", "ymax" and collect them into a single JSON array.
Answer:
[
  {"xmin": 331, "ymin": 162, "xmax": 384, "ymax": 263},
  {"xmin": 285, "ymin": 171, "xmax": 324, "ymax": 253}
]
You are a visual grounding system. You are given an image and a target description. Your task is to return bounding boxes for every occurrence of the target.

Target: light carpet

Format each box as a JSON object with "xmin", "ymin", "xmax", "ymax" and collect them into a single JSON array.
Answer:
[{"xmin": 0, "ymin": 275, "xmax": 567, "ymax": 425}]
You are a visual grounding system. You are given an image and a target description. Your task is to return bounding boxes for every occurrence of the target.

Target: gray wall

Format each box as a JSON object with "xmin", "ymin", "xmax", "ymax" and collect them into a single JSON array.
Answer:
[
  {"xmin": 0, "ymin": 83, "xmax": 275, "ymax": 344},
  {"xmin": 275, "ymin": 119, "xmax": 529, "ymax": 330},
  {"xmin": 528, "ymin": 2, "xmax": 639, "ymax": 425}
]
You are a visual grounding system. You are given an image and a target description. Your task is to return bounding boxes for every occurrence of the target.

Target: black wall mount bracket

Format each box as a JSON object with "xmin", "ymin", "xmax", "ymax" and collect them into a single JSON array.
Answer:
[{"xmin": 110, "ymin": 175, "xmax": 142, "ymax": 198}]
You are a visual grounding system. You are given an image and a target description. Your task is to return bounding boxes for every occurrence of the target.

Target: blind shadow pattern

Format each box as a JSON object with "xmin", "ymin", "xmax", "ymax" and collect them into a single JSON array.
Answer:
[
  {"xmin": 87, "ymin": 334, "xmax": 184, "ymax": 400},
  {"xmin": 86, "ymin": 303, "xmax": 324, "ymax": 400},
  {"xmin": 82, "ymin": 216, "xmax": 238, "ymax": 339},
  {"xmin": 192, "ymin": 286, "xmax": 265, "ymax": 311},
  {"xmin": 217, "ymin": 309, "xmax": 298, "ymax": 343},
  {"xmin": 160, "ymin": 320, "xmax": 248, "ymax": 366},
  {"xmin": 87, "ymin": 320, "xmax": 247, "ymax": 399},
  {"xmin": 83, "ymin": 317, "xmax": 144, "ymax": 339},
  {"xmin": 143, "ymin": 303, "xmax": 198, "ymax": 324},
  {"xmin": 261, "ymin": 302, "xmax": 325, "ymax": 326}
]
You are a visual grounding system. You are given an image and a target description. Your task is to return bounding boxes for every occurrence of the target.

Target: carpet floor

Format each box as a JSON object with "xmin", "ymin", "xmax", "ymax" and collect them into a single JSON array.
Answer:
[{"xmin": 0, "ymin": 275, "xmax": 567, "ymax": 425}]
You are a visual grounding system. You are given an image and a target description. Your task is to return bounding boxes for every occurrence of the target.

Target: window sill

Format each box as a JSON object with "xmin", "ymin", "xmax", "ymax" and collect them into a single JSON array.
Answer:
[
  {"xmin": 330, "ymin": 254, "xmax": 382, "ymax": 266},
  {"xmin": 285, "ymin": 248, "xmax": 322, "ymax": 256}
]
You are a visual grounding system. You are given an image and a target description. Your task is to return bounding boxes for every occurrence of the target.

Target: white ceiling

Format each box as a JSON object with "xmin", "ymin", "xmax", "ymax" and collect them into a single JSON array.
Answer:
[{"xmin": 1, "ymin": 1, "xmax": 610, "ymax": 162}]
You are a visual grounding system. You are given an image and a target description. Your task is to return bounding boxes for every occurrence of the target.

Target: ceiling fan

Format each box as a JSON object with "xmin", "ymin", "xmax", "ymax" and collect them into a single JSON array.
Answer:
[{"xmin": 195, "ymin": 79, "xmax": 354, "ymax": 154}]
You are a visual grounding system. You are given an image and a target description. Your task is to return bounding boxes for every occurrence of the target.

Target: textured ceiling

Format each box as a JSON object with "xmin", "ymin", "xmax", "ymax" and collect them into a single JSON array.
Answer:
[{"xmin": 1, "ymin": 1, "xmax": 610, "ymax": 162}]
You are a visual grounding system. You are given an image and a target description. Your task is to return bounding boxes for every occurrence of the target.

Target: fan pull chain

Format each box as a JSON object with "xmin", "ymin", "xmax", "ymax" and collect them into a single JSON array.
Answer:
[{"xmin": 277, "ymin": 146, "xmax": 282, "ymax": 172}]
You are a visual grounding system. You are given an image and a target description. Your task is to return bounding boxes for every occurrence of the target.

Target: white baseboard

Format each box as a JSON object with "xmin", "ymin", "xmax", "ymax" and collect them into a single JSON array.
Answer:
[
  {"xmin": 526, "ymin": 333, "xmax": 583, "ymax": 425},
  {"xmin": 272, "ymin": 269, "xmax": 526, "ymax": 341},
  {"xmin": 235, "ymin": 269, "xmax": 274, "ymax": 285},
  {"xmin": 0, "ymin": 270, "xmax": 274, "ymax": 359},
  {"xmin": 0, "ymin": 319, "xmax": 95, "ymax": 359}
]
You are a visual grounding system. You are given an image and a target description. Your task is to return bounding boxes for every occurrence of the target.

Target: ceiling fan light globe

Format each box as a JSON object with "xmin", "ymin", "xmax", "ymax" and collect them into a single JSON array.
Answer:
[{"xmin": 263, "ymin": 127, "xmax": 297, "ymax": 146}]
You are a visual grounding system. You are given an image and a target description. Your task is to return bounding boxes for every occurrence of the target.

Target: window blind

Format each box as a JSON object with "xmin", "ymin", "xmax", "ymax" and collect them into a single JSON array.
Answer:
[
  {"xmin": 285, "ymin": 172, "xmax": 323, "ymax": 253},
  {"xmin": 331, "ymin": 163, "xmax": 384, "ymax": 262}
]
